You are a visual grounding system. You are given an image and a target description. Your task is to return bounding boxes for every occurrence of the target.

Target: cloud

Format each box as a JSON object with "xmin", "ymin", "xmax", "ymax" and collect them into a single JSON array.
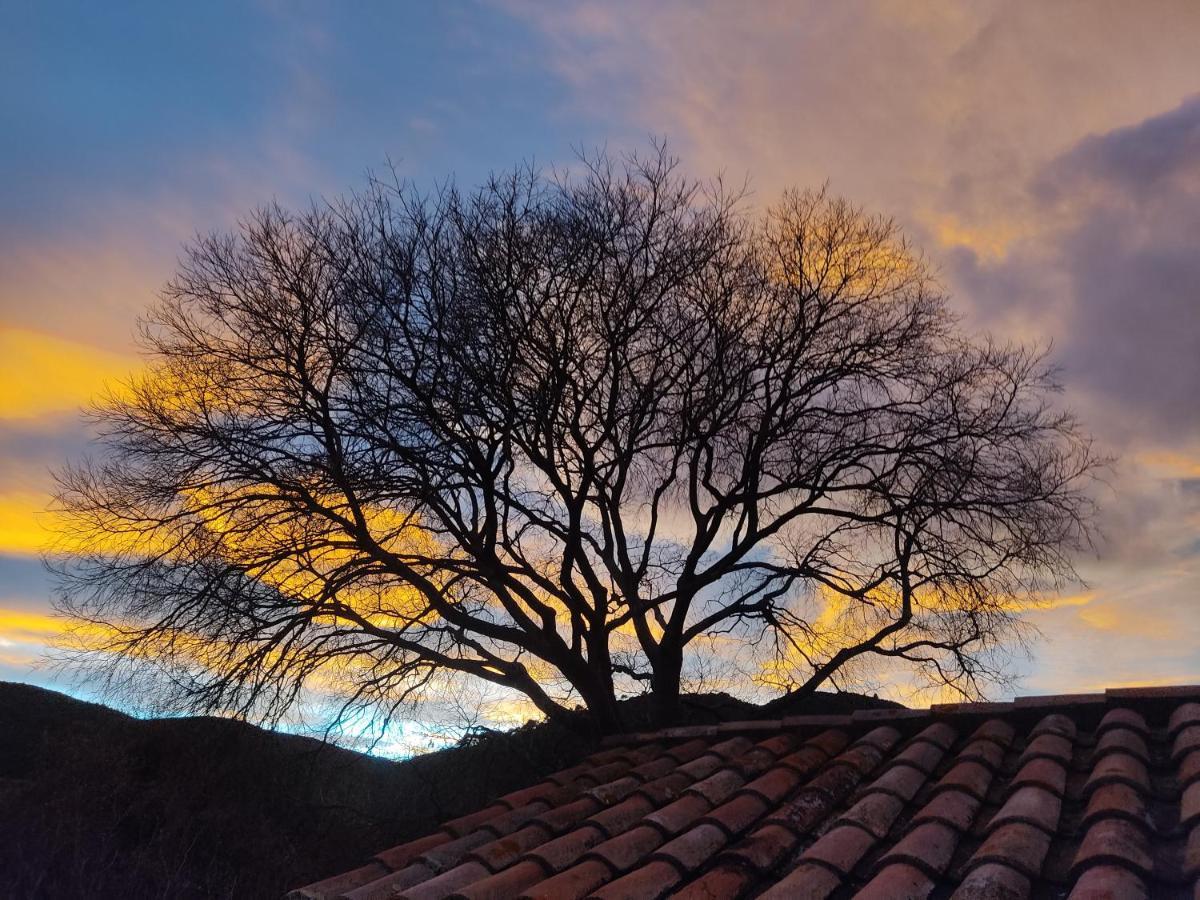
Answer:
[{"xmin": 0, "ymin": 327, "xmax": 140, "ymax": 421}]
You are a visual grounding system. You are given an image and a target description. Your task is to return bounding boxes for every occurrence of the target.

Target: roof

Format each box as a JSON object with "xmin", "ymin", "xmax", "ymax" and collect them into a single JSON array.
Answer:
[{"xmin": 290, "ymin": 684, "xmax": 1200, "ymax": 899}]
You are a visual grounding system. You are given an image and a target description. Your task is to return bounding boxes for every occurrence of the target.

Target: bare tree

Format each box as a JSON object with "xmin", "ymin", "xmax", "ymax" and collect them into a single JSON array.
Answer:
[{"xmin": 51, "ymin": 147, "xmax": 1100, "ymax": 734}]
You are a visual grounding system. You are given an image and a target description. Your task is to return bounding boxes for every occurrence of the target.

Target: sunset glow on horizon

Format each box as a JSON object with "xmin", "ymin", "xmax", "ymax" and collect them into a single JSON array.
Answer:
[{"xmin": 2, "ymin": 1, "xmax": 1198, "ymax": 721}]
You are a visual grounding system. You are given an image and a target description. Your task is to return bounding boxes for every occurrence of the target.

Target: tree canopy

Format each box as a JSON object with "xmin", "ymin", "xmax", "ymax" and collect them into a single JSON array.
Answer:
[{"xmin": 52, "ymin": 148, "xmax": 1100, "ymax": 734}]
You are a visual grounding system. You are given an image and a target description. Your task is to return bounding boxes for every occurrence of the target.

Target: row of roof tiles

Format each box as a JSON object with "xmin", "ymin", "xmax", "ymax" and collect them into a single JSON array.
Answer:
[{"xmin": 292, "ymin": 683, "xmax": 1200, "ymax": 899}]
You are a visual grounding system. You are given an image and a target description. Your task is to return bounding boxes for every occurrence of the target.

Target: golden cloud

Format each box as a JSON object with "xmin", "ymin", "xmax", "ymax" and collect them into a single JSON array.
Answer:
[{"xmin": 0, "ymin": 327, "xmax": 139, "ymax": 420}]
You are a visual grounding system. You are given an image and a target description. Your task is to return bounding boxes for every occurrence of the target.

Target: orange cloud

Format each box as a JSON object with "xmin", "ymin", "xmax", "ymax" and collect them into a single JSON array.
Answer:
[
  {"xmin": 0, "ymin": 327, "xmax": 139, "ymax": 420},
  {"xmin": 0, "ymin": 608, "xmax": 68, "ymax": 645},
  {"xmin": 0, "ymin": 491, "xmax": 57, "ymax": 556}
]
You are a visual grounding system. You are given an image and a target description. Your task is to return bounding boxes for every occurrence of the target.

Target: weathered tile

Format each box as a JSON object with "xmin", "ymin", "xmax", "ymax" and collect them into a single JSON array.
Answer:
[
  {"xmin": 853, "ymin": 862, "xmax": 937, "ymax": 899},
  {"xmin": 1018, "ymin": 733, "xmax": 1073, "ymax": 765},
  {"xmin": 970, "ymin": 822, "xmax": 1053, "ymax": 878},
  {"xmin": 741, "ymin": 764, "xmax": 804, "ymax": 804},
  {"xmin": 878, "ymin": 821, "xmax": 960, "ymax": 875},
  {"xmin": 587, "ymin": 859, "xmax": 680, "ymax": 900},
  {"xmin": 1072, "ymin": 818, "xmax": 1153, "ymax": 877},
  {"xmin": 1173, "ymin": 725, "xmax": 1200, "ymax": 763},
  {"xmin": 1010, "ymin": 757, "xmax": 1068, "ymax": 798},
  {"xmin": 950, "ymin": 861, "xmax": 1031, "ymax": 899},
  {"xmin": 643, "ymin": 793, "xmax": 712, "ymax": 837},
  {"xmin": 1082, "ymin": 753, "xmax": 1150, "ymax": 795},
  {"xmin": 1065, "ymin": 864, "xmax": 1148, "ymax": 900},
  {"xmin": 583, "ymin": 824, "xmax": 663, "ymax": 873},
  {"xmin": 1030, "ymin": 713, "xmax": 1077, "ymax": 740},
  {"xmin": 1081, "ymin": 782, "xmax": 1148, "ymax": 830},
  {"xmin": 1094, "ymin": 728, "xmax": 1149, "ymax": 764},
  {"xmin": 892, "ymin": 739, "xmax": 947, "ymax": 774},
  {"xmin": 700, "ymin": 791, "xmax": 769, "ymax": 834},
  {"xmin": 936, "ymin": 761, "xmax": 995, "ymax": 801},
  {"xmin": 1168, "ymin": 701, "xmax": 1200, "ymax": 737},
  {"xmin": 912, "ymin": 789, "xmax": 982, "ymax": 833},
  {"xmin": 525, "ymin": 824, "xmax": 606, "ymax": 872},
  {"xmin": 755, "ymin": 862, "xmax": 842, "ymax": 900},
  {"xmin": 834, "ymin": 791, "xmax": 906, "ymax": 839},
  {"xmin": 652, "ymin": 822, "xmax": 729, "ymax": 871},
  {"xmin": 801, "ymin": 823, "xmax": 877, "ymax": 874},
  {"xmin": 871, "ymin": 762, "xmax": 932, "ymax": 801},
  {"xmin": 719, "ymin": 822, "xmax": 798, "ymax": 871},
  {"xmin": 1098, "ymin": 707, "xmax": 1148, "ymax": 737},
  {"xmin": 518, "ymin": 858, "xmax": 611, "ymax": 900}
]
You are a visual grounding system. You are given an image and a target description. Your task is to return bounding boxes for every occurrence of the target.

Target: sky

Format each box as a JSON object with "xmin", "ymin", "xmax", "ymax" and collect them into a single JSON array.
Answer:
[{"xmin": 1, "ymin": 0, "xmax": 1198, "ymax": 716}]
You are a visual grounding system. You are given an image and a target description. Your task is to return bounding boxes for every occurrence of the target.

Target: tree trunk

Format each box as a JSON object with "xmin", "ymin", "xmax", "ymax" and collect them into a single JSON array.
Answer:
[{"xmin": 651, "ymin": 646, "xmax": 683, "ymax": 727}]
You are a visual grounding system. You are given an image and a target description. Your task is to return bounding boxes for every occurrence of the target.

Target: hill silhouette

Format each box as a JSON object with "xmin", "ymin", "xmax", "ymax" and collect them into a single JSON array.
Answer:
[{"xmin": 0, "ymin": 681, "xmax": 899, "ymax": 898}]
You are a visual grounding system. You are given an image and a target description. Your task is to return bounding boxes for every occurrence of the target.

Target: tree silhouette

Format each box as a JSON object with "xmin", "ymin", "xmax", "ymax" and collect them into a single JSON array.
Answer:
[{"xmin": 52, "ymin": 147, "xmax": 1100, "ymax": 733}]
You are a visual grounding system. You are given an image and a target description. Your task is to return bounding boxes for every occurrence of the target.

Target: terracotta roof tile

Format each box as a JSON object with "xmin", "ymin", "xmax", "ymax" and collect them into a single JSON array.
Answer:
[
  {"xmin": 417, "ymin": 830, "xmax": 495, "ymax": 873},
  {"xmin": 739, "ymin": 765, "xmax": 805, "ymax": 805},
  {"xmin": 685, "ymin": 768, "xmax": 745, "ymax": 807},
  {"xmin": 668, "ymin": 863, "xmax": 753, "ymax": 900},
  {"xmin": 1180, "ymin": 779, "xmax": 1200, "ymax": 828},
  {"xmin": 651, "ymin": 821, "xmax": 729, "ymax": 872},
  {"xmin": 1065, "ymin": 863, "xmax": 1149, "ymax": 899},
  {"xmin": 449, "ymin": 857, "xmax": 547, "ymax": 899},
  {"xmin": 535, "ymin": 796, "xmax": 604, "ymax": 835},
  {"xmin": 588, "ymin": 795, "xmax": 656, "ymax": 837},
  {"xmin": 988, "ymin": 785, "xmax": 1062, "ymax": 834},
  {"xmin": 1169, "ymin": 702, "xmax": 1200, "ymax": 736},
  {"xmin": 374, "ymin": 833, "xmax": 453, "ymax": 870},
  {"xmin": 1081, "ymin": 782, "xmax": 1149, "ymax": 831},
  {"xmin": 1010, "ymin": 757, "xmax": 1069, "ymax": 797},
  {"xmin": 968, "ymin": 718, "xmax": 1017, "ymax": 747},
  {"xmin": 853, "ymin": 861, "xmax": 936, "ymax": 899},
  {"xmin": 468, "ymin": 824, "xmax": 551, "ymax": 872},
  {"xmin": 1094, "ymin": 727, "xmax": 1150, "ymax": 764},
  {"xmin": 589, "ymin": 858, "xmax": 680, "ymax": 899},
  {"xmin": 1017, "ymin": 732, "xmax": 1074, "ymax": 765},
  {"xmin": 293, "ymin": 683, "xmax": 1200, "ymax": 900},
  {"xmin": 1083, "ymin": 752, "xmax": 1150, "ymax": 795},
  {"xmin": 859, "ymin": 761, "xmax": 923, "ymax": 803},
  {"xmin": 1097, "ymin": 707, "xmax": 1149, "ymax": 736},
  {"xmin": 801, "ymin": 823, "xmax": 877, "ymax": 874},
  {"xmin": 950, "ymin": 861, "xmax": 1031, "ymax": 899},
  {"xmin": 642, "ymin": 793, "xmax": 712, "ymax": 837},
  {"xmin": 583, "ymin": 825, "xmax": 663, "ymax": 873},
  {"xmin": 1030, "ymin": 712, "xmax": 1077, "ymax": 740},
  {"xmin": 1173, "ymin": 725, "xmax": 1200, "ymax": 763},
  {"xmin": 526, "ymin": 824, "xmax": 607, "ymax": 872},
  {"xmin": 969, "ymin": 822, "xmax": 1054, "ymax": 879},
  {"xmin": 291, "ymin": 861, "xmax": 389, "ymax": 899},
  {"xmin": 891, "ymin": 738, "xmax": 947, "ymax": 774},
  {"xmin": 519, "ymin": 858, "xmax": 612, "ymax": 900},
  {"xmin": 833, "ymin": 791, "xmax": 907, "ymax": 839},
  {"xmin": 343, "ymin": 865, "xmax": 431, "ymax": 900},
  {"xmin": 755, "ymin": 861, "xmax": 842, "ymax": 899},
  {"xmin": 911, "ymin": 789, "xmax": 981, "ymax": 833},
  {"xmin": 935, "ymin": 760, "xmax": 995, "ymax": 801},
  {"xmin": 715, "ymin": 822, "xmax": 798, "ymax": 871},
  {"xmin": 699, "ymin": 791, "xmax": 770, "ymax": 835},
  {"xmin": 1179, "ymin": 748, "xmax": 1200, "ymax": 789},
  {"xmin": 877, "ymin": 820, "xmax": 960, "ymax": 876},
  {"xmin": 1071, "ymin": 818, "xmax": 1153, "ymax": 878},
  {"xmin": 398, "ymin": 860, "xmax": 491, "ymax": 900}
]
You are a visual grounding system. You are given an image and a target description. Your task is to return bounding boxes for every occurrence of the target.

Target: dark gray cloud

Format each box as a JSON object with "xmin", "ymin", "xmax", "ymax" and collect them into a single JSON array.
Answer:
[{"xmin": 952, "ymin": 95, "xmax": 1200, "ymax": 446}]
